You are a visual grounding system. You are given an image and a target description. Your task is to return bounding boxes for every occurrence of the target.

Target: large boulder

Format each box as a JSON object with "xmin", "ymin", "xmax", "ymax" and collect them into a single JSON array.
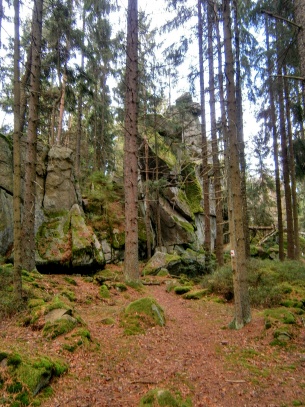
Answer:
[
  {"xmin": 0, "ymin": 136, "xmax": 13, "ymax": 256},
  {"xmin": 0, "ymin": 141, "xmax": 105, "ymax": 270}
]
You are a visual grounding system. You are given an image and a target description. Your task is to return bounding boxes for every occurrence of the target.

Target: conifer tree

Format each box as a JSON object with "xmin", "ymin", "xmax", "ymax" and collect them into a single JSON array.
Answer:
[{"xmin": 124, "ymin": 0, "xmax": 139, "ymax": 282}]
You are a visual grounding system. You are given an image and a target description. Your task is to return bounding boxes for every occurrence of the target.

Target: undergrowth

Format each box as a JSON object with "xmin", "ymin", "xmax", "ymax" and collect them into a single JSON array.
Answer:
[{"xmin": 201, "ymin": 259, "xmax": 305, "ymax": 309}]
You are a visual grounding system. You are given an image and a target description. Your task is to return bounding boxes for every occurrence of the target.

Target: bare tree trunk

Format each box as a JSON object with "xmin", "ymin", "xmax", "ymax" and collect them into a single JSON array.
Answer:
[
  {"xmin": 232, "ymin": 0, "xmax": 250, "ymax": 258},
  {"xmin": 198, "ymin": 0, "xmax": 211, "ymax": 266},
  {"xmin": 124, "ymin": 0, "xmax": 139, "ymax": 282},
  {"xmin": 283, "ymin": 66, "xmax": 299, "ymax": 259},
  {"xmin": 13, "ymin": 0, "xmax": 22, "ymax": 300},
  {"xmin": 216, "ymin": 4, "xmax": 229, "ymax": 245},
  {"xmin": 144, "ymin": 137, "xmax": 152, "ymax": 259},
  {"xmin": 22, "ymin": 0, "xmax": 44, "ymax": 271},
  {"xmin": 265, "ymin": 18, "xmax": 284, "ymax": 261},
  {"xmin": 207, "ymin": 0, "xmax": 224, "ymax": 266},
  {"xmin": 295, "ymin": 0, "xmax": 305, "ymax": 102},
  {"xmin": 0, "ymin": 0, "xmax": 3, "ymax": 49},
  {"xmin": 223, "ymin": 0, "xmax": 251, "ymax": 329},
  {"xmin": 276, "ymin": 43, "xmax": 294, "ymax": 259}
]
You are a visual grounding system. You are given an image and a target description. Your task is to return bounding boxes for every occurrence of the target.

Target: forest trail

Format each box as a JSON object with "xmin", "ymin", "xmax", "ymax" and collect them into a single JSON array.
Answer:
[
  {"xmin": 38, "ymin": 274, "xmax": 305, "ymax": 407},
  {"xmin": 1, "ymin": 271, "xmax": 304, "ymax": 406}
]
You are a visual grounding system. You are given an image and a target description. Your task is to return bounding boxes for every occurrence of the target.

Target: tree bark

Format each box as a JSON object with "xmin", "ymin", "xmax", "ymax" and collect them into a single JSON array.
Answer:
[
  {"xmin": 124, "ymin": 0, "xmax": 139, "ymax": 282},
  {"xmin": 223, "ymin": 0, "xmax": 251, "ymax": 329},
  {"xmin": 207, "ymin": 0, "xmax": 224, "ymax": 266},
  {"xmin": 22, "ymin": 0, "xmax": 44, "ymax": 271},
  {"xmin": 265, "ymin": 18, "xmax": 284, "ymax": 261},
  {"xmin": 13, "ymin": 0, "xmax": 22, "ymax": 300},
  {"xmin": 295, "ymin": 0, "xmax": 305, "ymax": 101},
  {"xmin": 198, "ymin": 0, "xmax": 211, "ymax": 266},
  {"xmin": 283, "ymin": 66, "xmax": 299, "ymax": 259},
  {"xmin": 232, "ymin": 0, "xmax": 250, "ymax": 258}
]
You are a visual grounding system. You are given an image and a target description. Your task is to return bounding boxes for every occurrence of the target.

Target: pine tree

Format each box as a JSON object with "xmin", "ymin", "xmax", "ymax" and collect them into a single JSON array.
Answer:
[
  {"xmin": 124, "ymin": 0, "xmax": 139, "ymax": 282},
  {"xmin": 22, "ymin": 0, "xmax": 44, "ymax": 271},
  {"xmin": 223, "ymin": 0, "xmax": 251, "ymax": 329}
]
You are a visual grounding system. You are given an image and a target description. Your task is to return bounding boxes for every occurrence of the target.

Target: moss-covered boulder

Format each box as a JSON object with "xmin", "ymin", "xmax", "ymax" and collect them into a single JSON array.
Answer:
[
  {"xmin": 121, "ymin": 297, "xmax": 165, "ymax": 335},
  {"xmin": 139, "ymin": 388, "xmax": 192, "ymax": 407},
  {"xmin": 142, "ymin": 251, "xmax": 181, "ymax": 276},
  {"xmin": 143, "ymin": 249, "xmax": 208, "ymax": 278},
  {"xmin": 0, "ymin": 351, "xmax": 67, "ymax": 404},
  {"xmin": 36, "ymin": 204, "xmax": 105, "ymax": 270}
]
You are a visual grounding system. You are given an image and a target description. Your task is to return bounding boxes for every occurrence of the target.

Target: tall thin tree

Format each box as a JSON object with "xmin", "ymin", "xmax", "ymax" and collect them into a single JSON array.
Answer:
[
  {"xmin": 124, "ymin": 0, "xmax": 139, "ymax": 282},
  {"xmin": 223, "ymin": 0, "xmax": 251, "ymax": 329},
  {"xmin": 22, "ymin": 0, "xmax": 44, "ymax": 271},
  {"xmin": 198, "ymin": 0, "xmax": 211, "ymax": 265},
  {"xmin": 13, "ymin": 0, "xmax": 22, "ymax": 299}
]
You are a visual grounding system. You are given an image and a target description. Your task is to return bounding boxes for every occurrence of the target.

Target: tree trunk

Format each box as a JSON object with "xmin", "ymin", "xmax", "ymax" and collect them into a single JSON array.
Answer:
[
  {"xmin": 223, "ymin": 0, "xmax": 251, "ymax": 329},
  {"xmin": 124, "ymin": 0, "xmax": 139, "ymax": 282},
  {"xmin": 295, "ymin": 0, "xmax": 305, "ymax": 101},
  {"xmin": 283, "ymin": 66, "xmax": 299, "ymax": 259},
  {"xmin": 75, "ymin": 6, "xmax": 85, "ymax": 178},
  {"xmin": 232, "ymin": 0, "xmax": 250, "ymax": 258},
  {"xmin": 216, "ymin": 3, "xmax": 229, "ymax": 245},
  {"xmin": 198, "ymin": 0, "xmax": 211, "ymax": 265},
  {"xmin": 144, "ymin": 137, "xmax": 152, "ymax": 259},
  {"xmin": 276, "ymin": 29, "xmax": 294, "ymax": 259},
  {"xmin": 207, "ymin": 0, "xmax": 224, "ymax": 266},
  {"xmin": 265, "ymin": 18, "xmax": 284, "ymax": 261},
  {"xmin": 22, "ymin": 0, "xmax": 44, "ymax": 271},
  {"xmin": 13, "ymin": 0, "xmax": 22, "ymax": 300}
]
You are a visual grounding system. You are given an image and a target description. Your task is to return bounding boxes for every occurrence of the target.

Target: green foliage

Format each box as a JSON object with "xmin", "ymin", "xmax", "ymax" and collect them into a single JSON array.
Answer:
[{"xmin": 202, "ymin": 259, "xmax": 305, "ymax": 308}]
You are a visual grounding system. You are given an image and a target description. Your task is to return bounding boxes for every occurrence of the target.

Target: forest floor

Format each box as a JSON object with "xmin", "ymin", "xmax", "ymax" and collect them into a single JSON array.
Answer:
[{"xmin": 1, "ymin": 265, "xmax": 305, "ymax": 407}]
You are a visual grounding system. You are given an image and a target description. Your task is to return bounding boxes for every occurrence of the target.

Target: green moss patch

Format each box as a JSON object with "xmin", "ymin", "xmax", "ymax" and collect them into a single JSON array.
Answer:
[
  {"xmin": 174, "ymin": 286, "xmax": 192, "ymax": 295},
  {"xmin": 43, "ymin": 318, "xmax": 77, "ymax": 339},
  {"xmin": 139, "ymin": 388, "xmax": 192, "ymax": 407},
  {"xmin": 0, "ymin": 351, "xmax": 67, "ymax": 404},
  {"xmin": 182, "ymin": 289, "xmax": 209, "ymax": 300},
  {"xmin": 121, "ymin": 297, "xmax": 165, "ymax": 335}
]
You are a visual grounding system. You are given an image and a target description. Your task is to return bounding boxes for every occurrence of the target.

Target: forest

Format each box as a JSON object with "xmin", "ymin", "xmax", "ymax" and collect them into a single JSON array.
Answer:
[{"xmin": 0, "ymin": 0, "xmax": 305, "ymax": 405}]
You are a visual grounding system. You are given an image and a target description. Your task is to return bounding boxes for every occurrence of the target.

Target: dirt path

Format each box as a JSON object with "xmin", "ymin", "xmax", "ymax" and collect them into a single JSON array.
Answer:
[{"xmin": 40, "ymin": 276, "xmax": 305, "ymax": 407}]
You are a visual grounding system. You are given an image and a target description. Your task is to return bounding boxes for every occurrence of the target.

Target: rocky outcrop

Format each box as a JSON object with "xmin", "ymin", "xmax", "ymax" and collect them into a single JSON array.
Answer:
[
  {"xmin": 0, "ymin": 138, "xmax": 104, "ymax": 270},
  {"xmin": 0, "ymin": 136, "xmax": 13, "ymax": 256},
  {"xmin": 139, "ymin": 93, "xmax": 216, "ymax": 256}
]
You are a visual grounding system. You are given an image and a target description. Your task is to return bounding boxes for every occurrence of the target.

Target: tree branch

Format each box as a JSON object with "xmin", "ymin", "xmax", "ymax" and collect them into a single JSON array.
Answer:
[{"xmin": 261, "ymin": 9, "xmax": 302, "ymax": 30}]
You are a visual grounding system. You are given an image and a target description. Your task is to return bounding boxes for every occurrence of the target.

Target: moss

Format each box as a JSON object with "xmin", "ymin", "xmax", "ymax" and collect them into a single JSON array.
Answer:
[
  {"xmin": 139, "ymin": 388, "xmax": 192, "ymax": 407},
  {"xmin": 7, "ymin": 353, "xmax": 22, "ymax": 368},
  {"xmin": 114, "ymin": 283, "xmax": 127, "ymax": 292},
  {"xmin": 145, "ymin": 130, "xmax": 177, "ymax": 170},
  {"xmin": 264, "ymin": 308, "xmax": 296, "ymax": 324},
  {"xmin": 61, "ymin": 289, "xmax": 76, "ymax": 302},
  {"xmin": 111, "ymin": 231, "xmax": 125, "ymax": 249},
  {"xmin": 44, "ymin": 296, "xmax": 71, "ymax": 314},
  {"xmin": 101, "ymin": 317, "xmax": 115, "ymax": 325},
  {"xmin": 63, "ymin": 276, "xmax": 78, "ymax": 286},
  {"xmin": 121, "ymin": 297, "xmax": 165, "ymax": 335},
  {"xmin": 172, "ymin": 216, "xmax": 194, "ymax": 233},
  {"xmin": 28, "ymin": 299, "xmax": 45, "ymax": 309},
  {"xmin": 157, "ymin": 269, "xmax": 170, "ymax": 277},
  {"xmin": 182, "ymin": 289, "xmax": 209, "ymax": 300},
  {"xmin": 43, "ymin": 319, "xmax": 77, "ymax": 339},
  {"xmin": 174, "ymin": 286, "xmax": 192, "ymax": 295},
  {"xmin": 100, "ymin": 285, "xmax": 110, "ymax": 299}
]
